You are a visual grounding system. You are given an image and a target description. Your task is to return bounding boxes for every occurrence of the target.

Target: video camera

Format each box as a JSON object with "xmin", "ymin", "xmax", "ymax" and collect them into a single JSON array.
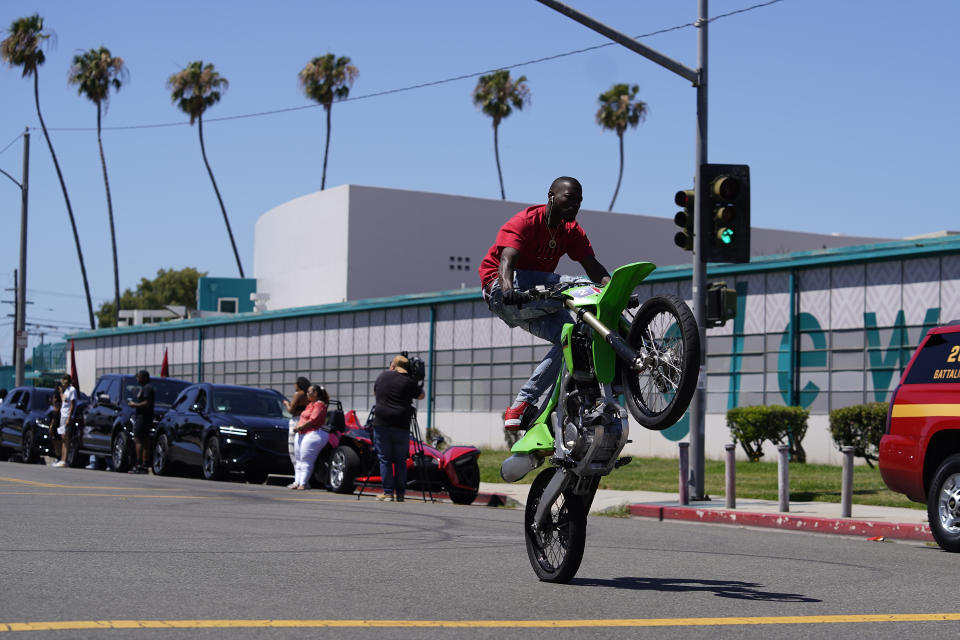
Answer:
[{"xmin": 400, "ymin": 350, "xmax": 426, "ymax": 384}]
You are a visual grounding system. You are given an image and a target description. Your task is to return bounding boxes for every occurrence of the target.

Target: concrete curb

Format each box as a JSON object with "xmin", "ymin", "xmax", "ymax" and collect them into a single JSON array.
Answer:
[{"xmin": 629, "ymin": 503, "xmax": 934, "ymax": 542}]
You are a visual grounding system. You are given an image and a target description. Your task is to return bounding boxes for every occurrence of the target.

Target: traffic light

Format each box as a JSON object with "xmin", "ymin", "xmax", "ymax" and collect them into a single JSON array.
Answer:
[
  {"xmin": 673, "ymin": 189, "xmax": 695, "ymax": 251},
  {"xmin": 705, "ymin": 281, "xmax": 737, "ymax": 328},
  {"xmin": 700, "ymin": 163, "xmax": 750, "ymax": 263}
]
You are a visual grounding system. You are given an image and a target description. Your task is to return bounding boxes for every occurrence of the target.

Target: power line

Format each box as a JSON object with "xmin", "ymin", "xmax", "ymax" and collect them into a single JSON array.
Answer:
[
  {"xmin": 0, "ymin": 131, "xmax": 24, "ymax": 155},
  {"xmin": 28, "ymin": 0, "xmax": 786, "ymax": 134},
  {"xmin": 27, "ymin": 287, "xmax": 111, "ymax": 302}
]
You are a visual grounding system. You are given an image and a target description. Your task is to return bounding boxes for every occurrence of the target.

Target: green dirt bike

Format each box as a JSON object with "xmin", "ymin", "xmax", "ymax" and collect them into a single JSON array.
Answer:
[{"xmin": 499, "ymin": 261, "xmax": 700, "ymax": 583}]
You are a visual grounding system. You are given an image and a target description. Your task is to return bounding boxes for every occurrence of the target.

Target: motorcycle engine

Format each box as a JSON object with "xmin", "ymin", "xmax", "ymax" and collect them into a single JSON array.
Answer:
[{"xmin": 561, "ymin": 401, "xmax": 625, "ymax": 472}]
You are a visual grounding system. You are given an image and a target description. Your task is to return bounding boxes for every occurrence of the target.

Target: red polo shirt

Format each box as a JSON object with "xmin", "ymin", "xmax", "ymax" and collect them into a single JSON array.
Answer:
[{"xmin": 478, "ymin": 205, "xmax": 594, "ymax": 288}]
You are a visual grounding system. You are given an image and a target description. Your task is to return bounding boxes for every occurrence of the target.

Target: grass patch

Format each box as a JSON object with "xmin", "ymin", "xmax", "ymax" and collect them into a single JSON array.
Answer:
[
  {"xmin": 478, "ymin": 448, "xmax": 923, "ymax": 510},
  {"xmin": 594, "ymin": 504, "xmax": 633, "ymax": 518}
]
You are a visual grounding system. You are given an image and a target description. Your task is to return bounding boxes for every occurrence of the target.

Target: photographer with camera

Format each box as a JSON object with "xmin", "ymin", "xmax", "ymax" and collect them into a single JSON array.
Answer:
[{"xmin": 371, "ymin": 353, "xmax": 425, "ymax": 502}]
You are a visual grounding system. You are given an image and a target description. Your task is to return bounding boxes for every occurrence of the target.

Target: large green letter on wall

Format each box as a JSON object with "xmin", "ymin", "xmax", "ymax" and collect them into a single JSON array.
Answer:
[{"xmin": 778, "ymin": 313, "xmax": 826, "ymax": 408}]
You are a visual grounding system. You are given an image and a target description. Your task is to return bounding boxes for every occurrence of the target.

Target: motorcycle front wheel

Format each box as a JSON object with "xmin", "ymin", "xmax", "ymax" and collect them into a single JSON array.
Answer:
[
  {"xmin": 524, "ymin": 467, "xmax": 588, "ymax": 583},
  {"xmin": 622, "ymin": 294, "xmax": 700, "ymax": 430}
]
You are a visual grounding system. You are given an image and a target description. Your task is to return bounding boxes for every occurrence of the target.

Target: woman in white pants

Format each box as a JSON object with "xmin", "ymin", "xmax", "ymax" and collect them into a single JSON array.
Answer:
[{"xmin": 291, "ymin": 385, "xmax": 329, "ymax": 490}]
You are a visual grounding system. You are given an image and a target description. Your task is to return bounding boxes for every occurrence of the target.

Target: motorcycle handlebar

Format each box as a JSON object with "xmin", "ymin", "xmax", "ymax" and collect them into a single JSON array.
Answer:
[{"xmin": 502, "ymin": 290, "xmax": 536, "ymax": 306}]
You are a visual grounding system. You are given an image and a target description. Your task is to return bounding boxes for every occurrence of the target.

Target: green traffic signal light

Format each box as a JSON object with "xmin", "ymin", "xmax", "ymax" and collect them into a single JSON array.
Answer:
[
  {"xmin": 714, "ymin": 204, "xmax": 735, "ymax": 245},
  {"xmin": 700, "ymin": 164, "xmax": 750, "ymax": 263}
]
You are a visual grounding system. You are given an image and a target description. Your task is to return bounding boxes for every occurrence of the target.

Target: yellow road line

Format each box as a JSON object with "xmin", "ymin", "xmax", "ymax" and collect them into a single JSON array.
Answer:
[
  {"xmin": 0, "ymin": 492, "xmax": 218, "ymax": 499},
  {"xmin": 2, "ymin": 615, "xmax": 960, "ymax": 631}
]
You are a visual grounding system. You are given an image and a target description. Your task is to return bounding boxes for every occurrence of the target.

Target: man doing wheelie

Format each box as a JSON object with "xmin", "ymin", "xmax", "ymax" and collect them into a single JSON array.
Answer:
[{"xmin": 478, "ymin": 176, "xmax": 611, "ymax": 432}]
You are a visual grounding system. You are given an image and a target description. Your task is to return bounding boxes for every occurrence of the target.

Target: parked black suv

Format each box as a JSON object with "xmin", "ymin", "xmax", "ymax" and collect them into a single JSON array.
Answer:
[
  {"xmin": 74, "ymin": 374, "xmax": 192, "ymax": 471},
  {"xmin": 0, "ymin": 386, "xmax": 56, "ymax": 463},
  {"xmin": 152, "ymin": 383, "xmax": 293, "ymax": 483}
]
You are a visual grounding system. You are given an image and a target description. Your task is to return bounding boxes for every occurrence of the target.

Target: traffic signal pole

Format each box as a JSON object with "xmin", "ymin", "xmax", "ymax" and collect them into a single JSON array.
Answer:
[
  {"xmin": 690, "ymin": 0, "xmax": 709, "ymax": 499},
  {"xmin": 537, "ymin": 0, "xmax": 711, "ymax": 498}
]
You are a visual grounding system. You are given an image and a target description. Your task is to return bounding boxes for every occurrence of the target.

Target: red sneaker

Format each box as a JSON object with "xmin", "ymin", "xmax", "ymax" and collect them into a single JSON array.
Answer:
[{"xmin": 504, "ymin": 402, "xmax": 533, "ymax": 431}]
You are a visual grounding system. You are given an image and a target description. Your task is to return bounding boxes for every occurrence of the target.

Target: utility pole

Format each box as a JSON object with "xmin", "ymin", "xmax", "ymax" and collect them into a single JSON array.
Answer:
[
  {"xmin": 10, "ymin": 270, "xmax": 17, "ymax": 371},
  {"xmin": 16, "ymin": 130, "xmax": 29, "ymax": 387},
  {"xmin": 536, "ymin": 1, "xmax": 711, "ymax": 498},
  {"xmin": 1, "ymin": 129, "xmax": 29, "ymax": 386}
]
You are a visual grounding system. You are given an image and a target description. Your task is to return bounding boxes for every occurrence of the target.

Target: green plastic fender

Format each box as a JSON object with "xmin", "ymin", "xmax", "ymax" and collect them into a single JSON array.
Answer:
[
  {"xmin": 509, "ymin": 420, "xmax": 554, "ymax": 454},
  {"xmin": 593, "ymin": 262, "xmax": 656, "ymax": 383},
  {"xmin": 510, "ymin": 368, "xmax": 564, "ymax": 454}
]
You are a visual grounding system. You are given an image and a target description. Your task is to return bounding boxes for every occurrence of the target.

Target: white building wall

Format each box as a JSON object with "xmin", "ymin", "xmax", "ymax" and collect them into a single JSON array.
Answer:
[{"xmin": 253, "ymin": 187, "xmax": 351, "ymax": 309}]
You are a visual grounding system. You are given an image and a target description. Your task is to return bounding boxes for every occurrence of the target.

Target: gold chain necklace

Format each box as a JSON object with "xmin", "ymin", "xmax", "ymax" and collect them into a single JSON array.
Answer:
[
  {"xmin": 547, "ymin": 225, "xmax": 559, "ymax": 249},
  {"xmin": 546, "ymin": 210, "xmax": 560, "ymax": 249}
]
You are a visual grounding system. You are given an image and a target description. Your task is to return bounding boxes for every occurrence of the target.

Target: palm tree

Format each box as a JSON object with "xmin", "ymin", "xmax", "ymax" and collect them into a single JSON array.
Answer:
[
  {"xmin": 298, "ymin": 54, "xmax": 358, "ymax": 190},
  {"xmin": 69, "ymin": 46, "xmax": 127, "ymax": 329},
  {"xmin": 472, "ymin": 70, "xmax": 530, "ymax": 200},
  {"xmin": 596, "ymin": 83, "xmax": 647, "ymax": 212},
  {"xmin": 167, "ymin": 61, "xmax": 244, "ymax": 277},
  {"xmin": 1, "ymin": 14, "xmax": 96, "ymax": 329}
]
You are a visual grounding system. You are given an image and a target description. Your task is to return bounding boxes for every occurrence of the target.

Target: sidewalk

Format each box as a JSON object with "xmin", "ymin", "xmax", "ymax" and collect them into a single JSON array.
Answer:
[{"xmin": 479, "ymin": 482, "xmax": 934, "ymax": 543}]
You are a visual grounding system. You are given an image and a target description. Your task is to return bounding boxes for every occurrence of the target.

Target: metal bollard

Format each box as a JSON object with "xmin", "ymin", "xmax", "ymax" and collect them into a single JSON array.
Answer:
[
  {"xmin": 679, "ymin": 442, "xmax": 690, "ymax": 505},
  {"xmin": 778, "ymin": 444, "xmax": 790, "ymax": 512},
  {"xmin": 841, "ymin": 446, "xmax": 854, "ymax": 518},
  {"xmin": 725, "ymin": 443, "xmax": 736, "ymax": 509}
]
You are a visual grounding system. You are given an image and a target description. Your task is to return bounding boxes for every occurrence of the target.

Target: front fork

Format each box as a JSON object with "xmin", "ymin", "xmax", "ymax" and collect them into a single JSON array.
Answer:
[{"xmin": 565, "ymin": 299, "xmax": 645, "ymax": 372}]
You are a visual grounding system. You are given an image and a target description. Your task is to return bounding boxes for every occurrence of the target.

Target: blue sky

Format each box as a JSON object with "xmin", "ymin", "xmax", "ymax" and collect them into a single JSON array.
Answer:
[{"xmin": 1, "ymin": 0, "xmax": 958, "ymax": 363}]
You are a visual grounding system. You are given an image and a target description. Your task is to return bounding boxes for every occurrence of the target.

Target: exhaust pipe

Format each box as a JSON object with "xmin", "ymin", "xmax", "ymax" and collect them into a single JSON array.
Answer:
[{"xmin": 500, "ymin": 453, "xmax": 543, "ymax": 482}]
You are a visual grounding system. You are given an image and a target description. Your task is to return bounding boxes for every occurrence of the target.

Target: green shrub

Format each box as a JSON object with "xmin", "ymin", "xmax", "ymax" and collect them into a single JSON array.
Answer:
[
  {"xmin": 726, "ymin": 405, "xmax": 810, "ymax": 462},
  {"xmin": 828, "ymin": 402, "xmax": 887, "ymax": 468}
]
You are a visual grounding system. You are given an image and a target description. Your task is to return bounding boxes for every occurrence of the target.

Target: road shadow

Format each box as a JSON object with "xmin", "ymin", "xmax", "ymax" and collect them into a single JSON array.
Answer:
[{"xmin": 571, "ymin": 576, "xmax": 820, "ymax": 602}]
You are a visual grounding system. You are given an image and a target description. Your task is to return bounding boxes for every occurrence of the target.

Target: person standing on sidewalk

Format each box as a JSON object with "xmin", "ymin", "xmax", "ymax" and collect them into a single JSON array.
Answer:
[
  {"xmin": 54, "ymin": 375, "xmax": 76, "ymax": 468},
  {"xmin": 290, "ymin": 384, "xmax": 329, "ymax": 490},
  {"xmin": 284, "ymin": 376, "xmax": 310, "ymax": 482},
  {"xmin": 371, "ymin": 355, "xmax": 424, "ymax": 502},
  {"xmin": 126, "ymin": 370, "xmax": 155, "ymax": 474}
]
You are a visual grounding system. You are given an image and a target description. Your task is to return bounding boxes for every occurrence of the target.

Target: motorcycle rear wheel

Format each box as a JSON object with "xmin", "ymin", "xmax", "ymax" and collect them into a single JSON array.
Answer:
[
  {"xmin": 524, "ymin": 467, "xmax": 588, "ymax": 583},
  {"xmin": 622, "ymin": 294, "xmax": 700, "ymax": 430}
]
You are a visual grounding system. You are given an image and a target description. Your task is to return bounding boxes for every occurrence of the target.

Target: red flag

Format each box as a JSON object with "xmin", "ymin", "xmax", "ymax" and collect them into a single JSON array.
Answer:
[
  {"xmin": 69, "ymin": 339, "xmax": 79, "ymax": 389},
  {"xmin": 160, "ymin": 348, "xmax": 169, "ymax": 378}
]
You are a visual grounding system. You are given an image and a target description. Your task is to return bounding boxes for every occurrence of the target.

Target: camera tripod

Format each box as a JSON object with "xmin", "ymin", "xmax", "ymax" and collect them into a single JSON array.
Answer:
[{"xmin": 357, "ymin": 408, "xmax": 435, "ymax": 503}]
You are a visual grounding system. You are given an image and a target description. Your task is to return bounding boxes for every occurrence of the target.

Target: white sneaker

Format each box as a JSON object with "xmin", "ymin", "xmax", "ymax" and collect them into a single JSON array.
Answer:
[{"xmin": 53, "ymin": 461, "xmax": 66, "ymax": 468}]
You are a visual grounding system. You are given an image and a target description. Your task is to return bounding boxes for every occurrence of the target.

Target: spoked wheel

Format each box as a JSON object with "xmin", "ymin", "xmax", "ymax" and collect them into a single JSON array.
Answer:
[
  {"xmin": 622, "ymin": 294, "xmax": 700, "ymax": 430},
  {"xmin": 524, "ymin": 467, "xmax": 588, "ymax": 583},
  {"xmin": 928, "ymin": 454, "xmax": 960, "ymax": 552}
]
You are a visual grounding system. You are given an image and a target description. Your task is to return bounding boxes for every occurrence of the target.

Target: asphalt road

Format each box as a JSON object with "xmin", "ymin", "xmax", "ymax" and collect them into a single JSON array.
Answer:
[{"xmin": 0, "ymin": 459, "xmax": 958, "ymax": 639}]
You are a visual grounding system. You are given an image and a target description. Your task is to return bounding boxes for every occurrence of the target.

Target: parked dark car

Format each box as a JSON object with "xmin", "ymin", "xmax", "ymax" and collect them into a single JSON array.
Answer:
[
  {"xmin": 151, "ymin": 383, "xmax": 293, "ymax": 483},
  {"xmin": 0, "ymin": 386, "xmax": 56, "ymax": 463},
  {"xmin": 72, "ymin": 374, "xmax": 192, "ymax": 471}
]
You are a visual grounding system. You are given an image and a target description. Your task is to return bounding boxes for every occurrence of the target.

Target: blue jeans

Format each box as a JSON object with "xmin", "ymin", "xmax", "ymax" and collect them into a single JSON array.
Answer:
[
  {"xmin": 485, "ymin": 270, "xmax": 587, "ymax": 406},
  {"xmin": 373, "ymin": 426, "xmax": 409, "ymax": 497}
]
